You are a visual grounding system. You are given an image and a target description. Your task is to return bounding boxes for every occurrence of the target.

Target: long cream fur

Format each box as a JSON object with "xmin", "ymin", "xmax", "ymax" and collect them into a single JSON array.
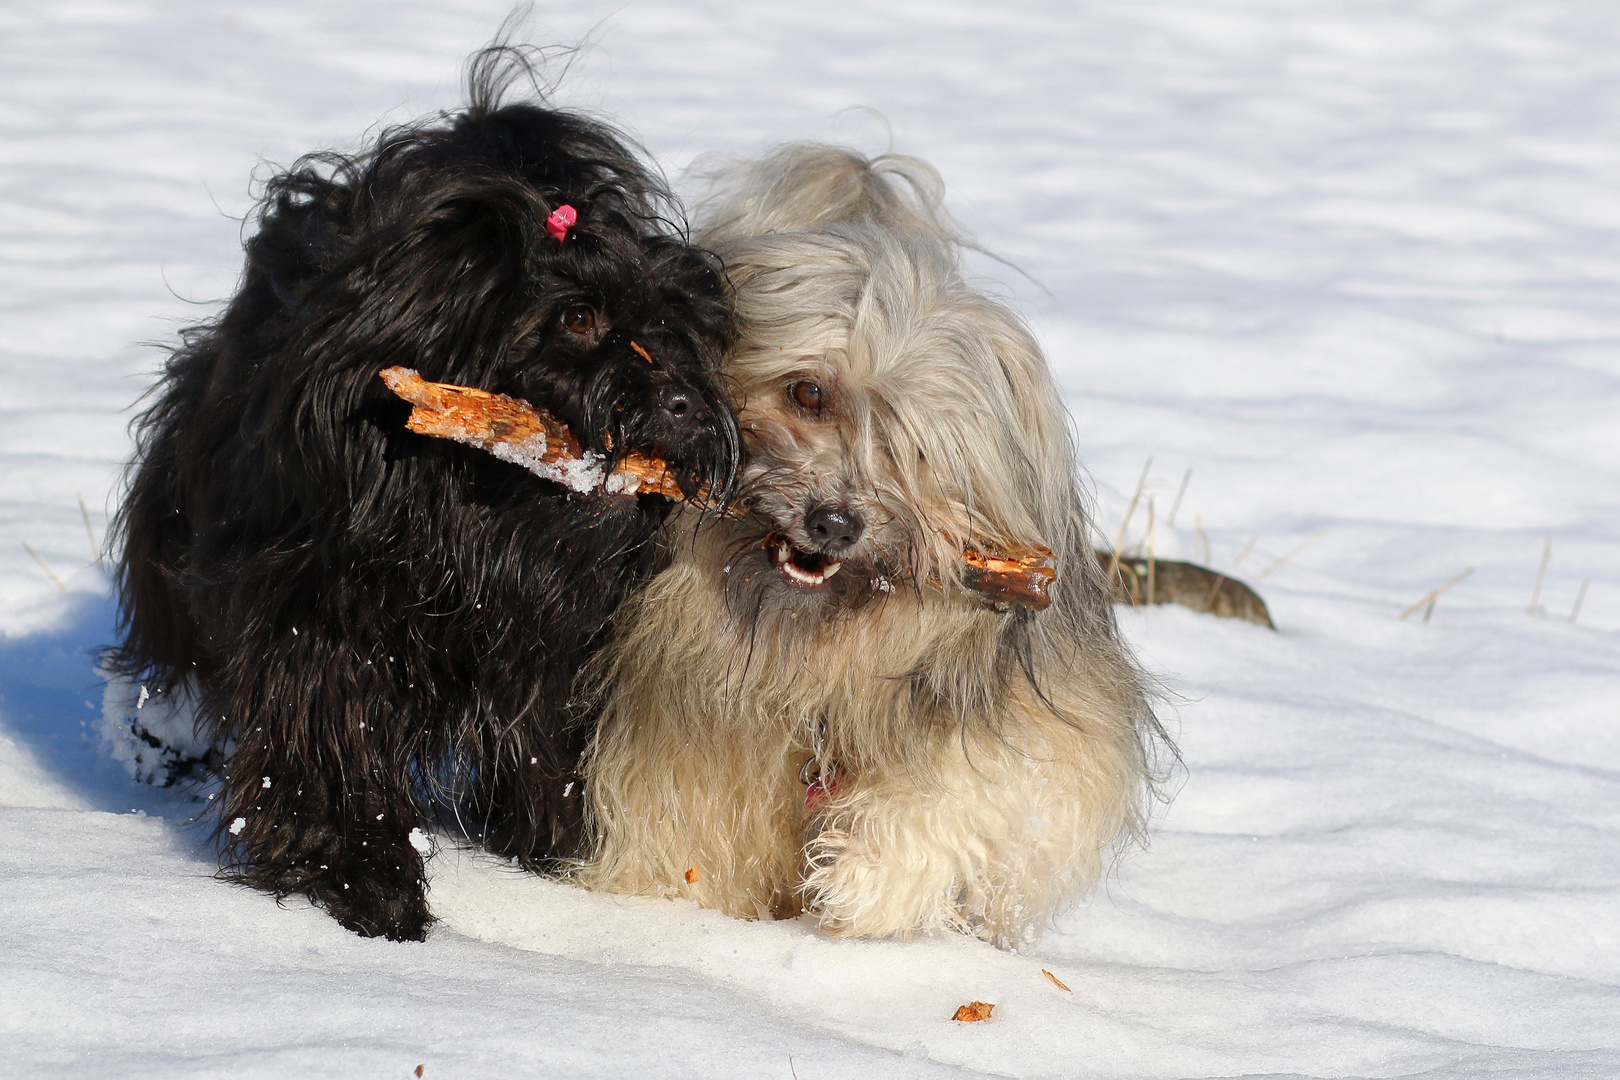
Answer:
[{"xmin": 575, "ymin": 144, "xmax": 1168, "ymax": 947}]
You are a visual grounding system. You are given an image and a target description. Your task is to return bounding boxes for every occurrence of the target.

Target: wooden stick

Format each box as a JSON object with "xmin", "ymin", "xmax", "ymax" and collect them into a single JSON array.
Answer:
[
  {"xmin": 381, "ymin": 367, "xmax": 1058, "ymax": 609},
  {"xmin": 380, "ymin": 367, "xmax": 689, "ymax": 499},
  {"xmin": 959, "ymin": 545, "xmax": 1058, "ymax": 609}
]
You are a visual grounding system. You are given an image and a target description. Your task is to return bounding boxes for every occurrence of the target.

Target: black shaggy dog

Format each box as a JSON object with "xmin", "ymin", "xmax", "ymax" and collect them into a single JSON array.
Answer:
[{"xmin": 109, "ymin": 49, "xmax": 739, "ymax": 941}]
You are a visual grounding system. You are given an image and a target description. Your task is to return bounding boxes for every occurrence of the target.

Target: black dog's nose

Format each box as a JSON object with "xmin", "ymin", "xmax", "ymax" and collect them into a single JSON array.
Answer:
[
  {"xmin": 657, "ymin": 386, "xmax": 690, "ymax": 420},
  {"xmin": 804, "ymin": 505, "xmax": 864, "ymax": 556},
  {"xmin": 659, "ymin": 384, "xmax": 705, "ymax": 423}
]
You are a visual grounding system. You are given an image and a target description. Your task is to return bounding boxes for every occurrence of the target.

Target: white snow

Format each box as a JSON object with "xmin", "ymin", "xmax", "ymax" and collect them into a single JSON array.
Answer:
[
  {"xmin": 2, "ymin": 1, "xmax": 1617, "ymax": 1077},
  {"xmin": 99, "ymin": 666, "xmax": 209, "ymax": 787}
]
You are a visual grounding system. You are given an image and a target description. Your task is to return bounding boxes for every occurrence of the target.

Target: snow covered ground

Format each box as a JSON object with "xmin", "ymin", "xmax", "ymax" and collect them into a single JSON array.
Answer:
[{"xmin": 3, "ymin": 1, "xmax": 1618, "ymax": 1076}]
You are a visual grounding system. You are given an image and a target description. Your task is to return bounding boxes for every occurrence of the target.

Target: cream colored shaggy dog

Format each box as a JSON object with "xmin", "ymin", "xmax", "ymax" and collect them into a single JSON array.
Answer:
[{"xmin": 575, "ymin": 145, "xmax": 1167, "ymax": 947}]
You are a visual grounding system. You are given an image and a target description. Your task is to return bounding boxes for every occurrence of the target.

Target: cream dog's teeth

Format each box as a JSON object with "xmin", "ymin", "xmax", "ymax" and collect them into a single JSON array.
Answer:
[{"xmin": 821, "ymin": 560, "xmax": 842, "ymax": 579}]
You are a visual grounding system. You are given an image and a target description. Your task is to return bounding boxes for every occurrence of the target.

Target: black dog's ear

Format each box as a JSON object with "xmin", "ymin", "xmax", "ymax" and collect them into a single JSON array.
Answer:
[{"xmin": 246, "ymin": 189, "xmax": 346, "ymax": 310}]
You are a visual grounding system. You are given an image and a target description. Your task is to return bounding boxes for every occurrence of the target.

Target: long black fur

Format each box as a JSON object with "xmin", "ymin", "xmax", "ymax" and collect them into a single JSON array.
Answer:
[{"xmin": 109, "ymin": 48, "xmax": 739, "ymax": 941}]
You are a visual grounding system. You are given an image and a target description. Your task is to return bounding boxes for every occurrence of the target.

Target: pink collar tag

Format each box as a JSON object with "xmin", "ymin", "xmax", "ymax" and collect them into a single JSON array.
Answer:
[
  {"xmin": 806, "ymin": 768, "xmax": 840, "ymax": 809},
  {"xmin": 545, "ymin": 204, "xmax": 577, "ymax": 243}
]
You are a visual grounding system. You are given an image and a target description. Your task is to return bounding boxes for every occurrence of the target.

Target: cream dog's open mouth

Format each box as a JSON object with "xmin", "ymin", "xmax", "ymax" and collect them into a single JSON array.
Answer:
[{"xmin": 767, "ymin": 535, "xmax": 843, "ymax": 591}]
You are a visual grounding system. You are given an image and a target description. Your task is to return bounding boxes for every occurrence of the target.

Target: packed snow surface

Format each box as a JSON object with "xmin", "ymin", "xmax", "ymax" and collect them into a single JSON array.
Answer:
[{"xmin": 3, "ymin": 2, "xmax": 1618, "ymax": 1077}]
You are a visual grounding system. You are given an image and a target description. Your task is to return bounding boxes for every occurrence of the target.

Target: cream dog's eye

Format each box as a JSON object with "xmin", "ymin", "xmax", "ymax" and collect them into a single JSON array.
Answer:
[{"xmin": 789, "ymin": 380, "xmax": 823, "ymax": 412}]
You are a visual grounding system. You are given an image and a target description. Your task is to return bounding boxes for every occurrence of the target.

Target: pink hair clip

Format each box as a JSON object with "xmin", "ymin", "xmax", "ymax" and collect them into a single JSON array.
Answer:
[{"xmin": 545, "ymin": 204, "xmax": 577, "ymax": 243}]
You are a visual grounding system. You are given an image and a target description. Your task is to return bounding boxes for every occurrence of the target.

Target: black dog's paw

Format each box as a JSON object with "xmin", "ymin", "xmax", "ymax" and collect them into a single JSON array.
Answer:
[
  {"xmin": 306, "ymin": 856, "xmax": 434, "ymax": 942},
  {"xmin": 232, "ymin": 838, "xmax": 433, "ymax": 941},
  {"xmin": 323, "ymin": 889, "xmax": 434, "ymax": 942}
]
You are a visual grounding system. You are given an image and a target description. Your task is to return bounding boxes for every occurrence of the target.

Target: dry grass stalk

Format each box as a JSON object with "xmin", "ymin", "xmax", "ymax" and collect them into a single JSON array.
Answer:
[
  {"xmin": 1042, "ymin": 968, "xmax": 1072, "ymax": 992},
  {"xmin": 1166, "ymin": 467, "xmax": 1192, "ymax": 528},
  {"xmin": 1570, "ymin": 579, "xmax": 1589, "ymax": 624},
  {"xmin": 1107, "ymin": 456, "xmax": 1153, "ymax": 582},
  {"xmin": 1528, "ymin": 537, "xmax": 1551, "ymax": 615},
  {"xmin": 1145, "ymin": 497, "xmax": 1157, "ymax": 607},
  {"xmin": 1195, "ymin": 514, "xmax": 1210, "ymax": 566},
  {"xmin": 1399, "ymin": 568, "xmax": 1473, "ymax": 621},
  {"xmin": 1255, "ymin": 531, "xmax": 1324, "ymax": 581},
  {"xmin": 1232, "ymin": 535, "xmax": 1259, "ymax": 568},
  {"xmin": 77, "ymin": 493, "xmax": 103, "ymax": 572},
  {"xmin": 21, "ymin": 541, "xmax": 67, "ymax": 592}
]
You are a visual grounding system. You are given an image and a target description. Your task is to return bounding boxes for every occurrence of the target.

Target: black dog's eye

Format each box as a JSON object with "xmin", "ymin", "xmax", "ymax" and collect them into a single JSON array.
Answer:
[
  {"xmin": 561, "ymin": 305, "xmax": 597, "ymax": 335},
  {"xmin": 789, "ymin": 380, "xmax": 823, "ymax": 413}
]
